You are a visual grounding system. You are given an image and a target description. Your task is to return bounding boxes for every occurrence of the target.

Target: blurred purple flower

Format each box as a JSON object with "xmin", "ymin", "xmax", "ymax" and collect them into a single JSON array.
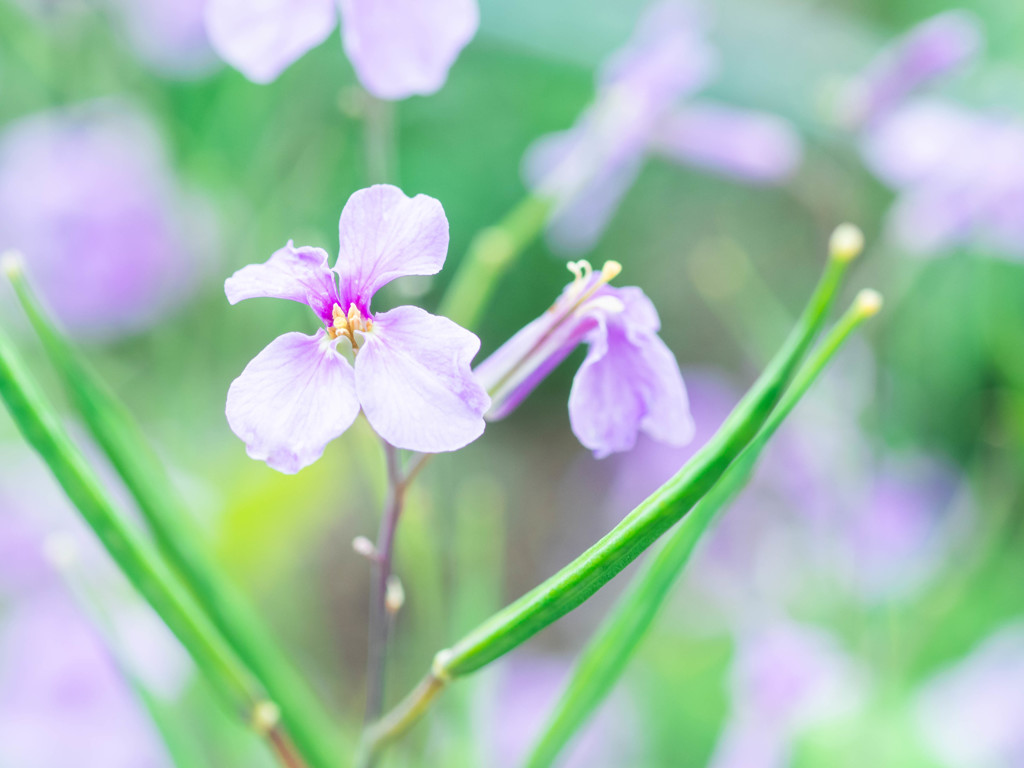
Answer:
[
  {"xmin": 0, "ymin": 101, "xmax": 212, "ymax": 340},
  {"xmin": 861, "ymin": 99, "xmax": 1024, "ymax": 258},
  {"xmin": 843, "ymin": 457, "xmax": 959, "ymax": 603},
  {"xmin": 915, "ymin": 622, "xmax": 1024, "ymax": 768},
  {"xmin": 523, "ymin": 1, "xmax": 802, "ymax": 253},
  {"xmin": 487, "ymin": 654, "xmax": 640, "ymax": 768},
  {"xmin": 708, "ymin": 621, "xmax": 865, "ymax": 768},
  {"xmin": 475, "ymin": 260, "xmax": 693, "ymax": 458},
  {"xmin": 108, "ymin": 0, "xmax": 217, "ymax": 78},
  {"xmin": 204, "ymin": 0, "xmax": 478, "ymax": 100},
  {"xmin": 839, "ymin": 10, "xmax": 982, "ymax": 130},
  {"xmin": 225, "ymin": 184, "xmax": 489, "ymax": 473},
  {"xmin": 0, "ymin": 594, "xmax": 173, "ymax": 768}
]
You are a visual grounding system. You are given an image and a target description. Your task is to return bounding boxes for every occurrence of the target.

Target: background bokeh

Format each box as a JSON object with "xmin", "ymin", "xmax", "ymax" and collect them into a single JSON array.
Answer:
[{"xmin": 1, "ymin": 0, "xmax": 1023, "ymax": 766}]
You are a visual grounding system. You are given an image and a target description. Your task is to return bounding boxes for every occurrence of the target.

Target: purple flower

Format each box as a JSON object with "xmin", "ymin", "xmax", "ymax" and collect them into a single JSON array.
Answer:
[
  {"xmin": 523, "ymin": 1, "xmax": 802, "ymax": 253},
  {"xmin": 861, "ymin": 100, "xmax": 1024, "ymax": 257},
  {"xmin": 0, "ymin": 594, "xmax": 174, "ymax": 768},
  {"xmin": 108, "ymin": 0, "xmax": 217, "ymax": 78},
  {"xmin": 225, "ymin": 184, "xmax": 489, "ymax": 473},
  {"xmin": 839, "ymin": 10, "xmax": 982, "ymax": 129},
  {"xmin": 708, "ymin": 621, "xmax": 865, "ymax": 768},
  {"xmin": 486, "ymin": 654, "xmax": 641, "ymax": 767},
  {"xmin": 915, "ymin": 622, "xmax": 1024, "ymax": 768},
  {"xmin": 475, "ymin": 260, "xmax": 692, "ymax": 458},
  {"xmin": 203, "ymin": 0, "xmax": 479, "ymax": 100},
  {"xmin": 0, "ymin": 101, "xmax": 212, "ymax": 340}
]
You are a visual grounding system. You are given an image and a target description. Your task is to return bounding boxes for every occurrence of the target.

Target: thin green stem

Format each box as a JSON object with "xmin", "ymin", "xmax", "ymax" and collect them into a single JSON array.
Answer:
[
  {"xmin": 363, "ymin": 93, "xmax": 396, "ymax": 185},
  {"xmin": 525, "ymin": 291, "xmax": 882, "ymax": 767},
  {"xmin": 438, "ymin": 195, "xmax": 554, "ymax": 329},
  {"xmin": 365, "ymin": 441, "xmax": 407, "ymax": 727}
]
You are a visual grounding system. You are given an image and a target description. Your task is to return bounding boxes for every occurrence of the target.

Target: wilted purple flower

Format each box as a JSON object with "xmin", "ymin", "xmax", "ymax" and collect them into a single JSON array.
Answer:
[
  {"xmin": 839, "ymin": 10, "xmax": 982, "ymax": 129},
  {"xmin": 861, "ymin": 100, "xmax": 1024, "ymax": 257},
  {"xmin": 0, "ymin": 101, "xmax": 211, "ymax": 339},
  {"xmin": 0, "ymin": 594, "xmax": 173, "ymax": 768},
  {"xmin": 475, "ymin": 259, "xmax": 692, "ymax": 458},
  {"xmin": 204, "ymin": 0, "xmax": 479, "ymax": 100},
  {"xmin": 523, "ymin": 1, "xmax": 802, "ymax": 253},
  {"xmin": 708, "ymin": 621, "xmax": 865, "ymax": 768},
  {"xmin": 225, "ymin": 184, "xmax": 489, "ymax": 473},
  {"xmin": 915, "ymin": 622, "xmax": 1024, "ymax": 768}
]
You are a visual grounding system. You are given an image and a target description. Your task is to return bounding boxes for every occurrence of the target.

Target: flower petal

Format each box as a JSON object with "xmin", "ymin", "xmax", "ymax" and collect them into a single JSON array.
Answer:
[
  {"xmin": 225, "ymin": 241, "xmax": 339, "ymax": 324},
  {"xmin": 652, "ymin": 103, "xmax": 803, "ymax": 184},
  {"xmin": 204, "ymin": 0, "xmax": 337, "ymax": 84},
  {"xmin": 226, "ymin": 330, "xmax": 358, "ymax": 474},
  {"xmin": 338, "ymin": 0, "xmax": 479, "ymax": 100},
  {"xmin": 335, "ymin": 184, "xmax": 449, "ymax": 313},
  {"xmin": 523, "ymin": 123, "xmax": 646, "ymax": 254},
  {"xmin": 843, "ymin": 10, "xmax": 982, "ymax": 128},
  {"xmin": 569, "ymin": 288, "xmax": 693, "ymax": 458},
  {"xmin": 356, "ymin": 305, "xmax": 488, "ymax": 452}
]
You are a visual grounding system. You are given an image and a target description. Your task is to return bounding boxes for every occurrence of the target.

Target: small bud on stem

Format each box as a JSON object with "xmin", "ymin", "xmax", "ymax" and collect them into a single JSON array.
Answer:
[
  {"xmin": 385, "ymin": 575, "xmax": 405, "ymax": 615},
  {"xmin": 854, "ymin": 288, "xmax": 883, "ymax": 317},
  {"xmin": 1, "ymin": 250, "xmax": 23, "ymax": 280},
  {"xmin": 829, "ymin": 223, "xmax": 865, "ymax": 263},
  {"xmin": 250, "ymin": 700, "xmax": 282, "ymax": 735},
  {"xmin": 353, "ymin": 536, "xmax": 379, "ymax": 561}
]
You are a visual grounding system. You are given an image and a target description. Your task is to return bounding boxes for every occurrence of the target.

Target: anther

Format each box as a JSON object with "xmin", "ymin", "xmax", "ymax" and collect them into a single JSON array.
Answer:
[{"xmin": 600, "ymin": 260, "xmax": 622, "ymax": 281}]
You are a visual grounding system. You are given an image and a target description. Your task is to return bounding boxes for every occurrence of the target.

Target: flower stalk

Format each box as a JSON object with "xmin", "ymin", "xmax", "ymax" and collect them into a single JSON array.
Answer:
[
  {"xmin": 365, "ymin": 441, "xmax": 408, "ymax": 724},
  {"xmin": 360, "ymin": 227, "xmax": 865, "ymax": 760},
  {"xmin": 439, "ymin": 193, "xmax": 553, "ymax": 328}
]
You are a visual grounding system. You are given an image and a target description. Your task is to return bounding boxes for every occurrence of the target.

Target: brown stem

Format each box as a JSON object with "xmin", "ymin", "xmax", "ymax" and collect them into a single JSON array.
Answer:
[
  {"xmin": 268, "ymin": 726, "xmax": 308, "ymax": 768},
  {"xmin": 364, "ymin": 442, "xmax": 407, "ymax": 725}
]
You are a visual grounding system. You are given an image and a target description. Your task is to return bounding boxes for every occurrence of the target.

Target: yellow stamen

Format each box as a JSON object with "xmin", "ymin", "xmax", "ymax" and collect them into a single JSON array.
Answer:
[{"xmin": 327, "ymin": 303, "xmax": 373, "ymax": 350}]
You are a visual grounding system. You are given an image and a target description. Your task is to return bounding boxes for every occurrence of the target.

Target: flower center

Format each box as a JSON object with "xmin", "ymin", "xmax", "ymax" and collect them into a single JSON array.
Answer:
[
  {"xmin": 328, "ymin": 303, "xmax": 373, "ymax": 350},
  {"xmin": 560, "ymin": 259, "xmax": 622, "ymax": 309}
]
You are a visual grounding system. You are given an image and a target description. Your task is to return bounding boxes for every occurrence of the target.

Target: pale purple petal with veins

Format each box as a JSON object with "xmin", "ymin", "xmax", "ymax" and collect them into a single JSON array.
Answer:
[
  {"xmin": 339, "ymin": 0, "xmax": 479, "ymax": 100},
  {"xmin": 356, "ymin": 305, "xmax": 489, "ymax": 452},
  {"xmin": 204, "ymin": 0, "xmax": 337, "ymax": 84},
  {"xmin": 569, "ymin": 288, "xmax": 693, "ymax": 458},
  {"xmin": 226, "ymin": 330, "xmax": 359, "ymax": 474},
  {"xmin": 652, "ymin": 103, "xmax": 802, "ymax": 184},
  {"xmin": 225, "ymin": 241, "xmax": 339, "ymax": 324},
  {"xmin": 843, "ymin": 10, "xmax": 982, "ymax": 128},
  {"xmin": 335, "ymin": 184, "xmax": 449, "ymax": 314}
]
